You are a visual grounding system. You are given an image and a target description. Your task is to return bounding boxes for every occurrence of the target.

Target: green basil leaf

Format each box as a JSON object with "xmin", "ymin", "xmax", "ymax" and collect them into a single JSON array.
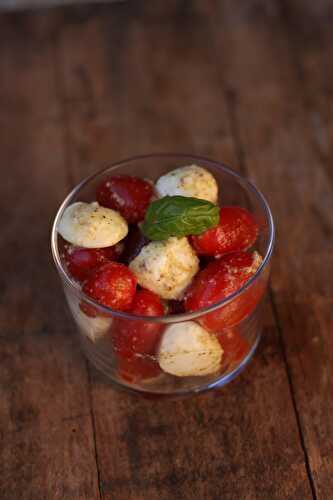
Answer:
[{"xmin": 142, "ymin": 196, "xmax": 220, "ymax": 241}]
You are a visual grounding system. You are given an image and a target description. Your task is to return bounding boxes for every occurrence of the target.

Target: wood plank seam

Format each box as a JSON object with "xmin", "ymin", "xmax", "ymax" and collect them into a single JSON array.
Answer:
[
  {"xmin": 269, "ymin": 1, "xmax": 332, "ymax": 497},
  {"xmin": 52, "ymin": 22, "xmax": 102, "ymax": 499},
  {"xmin": 269, "ymin": 290, "xmax": 318, "ymax": 500},
  {"xmin": 87, "ymin": 361, "xmax": 103, "ymax": 500},
  {"xmin": 225, "ymin": 85, "xmax": 316, "ymax": 495},
  {"xmin": 208, "ymin": 16, "xmax": 317, "ymax": 499},
  {"xmin": 53, "ymin": 32, "xmax": 76, "ymax": 188},
  {"xmin": 279, "ymin": 0, "xmax": 333, "ymax": 193},
  {"xmin": 201, "ymin": 1, "xmax": 333, "ymax": 496},
  {"xmin": 225, "ymin": 81, "xmax": 316, "ymax": 499}
]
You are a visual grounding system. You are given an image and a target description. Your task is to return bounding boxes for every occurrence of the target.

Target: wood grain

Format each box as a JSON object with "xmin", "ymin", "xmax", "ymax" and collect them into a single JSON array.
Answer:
[
  {"xmin": 1, "ymin": 416, "xmax": 99, "ymax": 500},
  {"xmin": 281, "ymin": 2, "xmax": 333, "ymax": 497},
  {"xmin": 0, "ymin": 11, "xmax": 99, "ymax": 499},
  {"xmin": 0, "ymin": 11, "xmax": 62, "ymax": 119},
  {"xmin": 57, "ymin": 3, "xmax": 312, "ymax": 498},
  {"xmin": 0, "ymin": 0, "xmax": 124, "ymax": 11},
  {"xmin": 201, "ymin": 0, "xmax": 333, "ymax": 497},
  {"xmin": 1, "ymin": 0, "xmax": 332, "ymax": 497},
  {"xmin": 92, "ymin": 308, "xmax": 311, "ymax": 500},
  {"xmin": 57, "ymin": 2, "xmax": 235, "ymax": 177}
]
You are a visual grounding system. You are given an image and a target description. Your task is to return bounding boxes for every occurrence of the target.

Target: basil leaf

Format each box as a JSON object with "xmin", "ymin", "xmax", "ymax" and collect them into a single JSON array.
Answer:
[{"xmin": 142, "ymin": 196, "xmax": 219, "ymax": 241}]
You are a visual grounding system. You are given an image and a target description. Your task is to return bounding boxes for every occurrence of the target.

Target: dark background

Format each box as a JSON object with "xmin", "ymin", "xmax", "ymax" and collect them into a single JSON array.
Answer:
[{"xmin": 1, "ymin": 1, "xmax": 332, "ymax": 499}]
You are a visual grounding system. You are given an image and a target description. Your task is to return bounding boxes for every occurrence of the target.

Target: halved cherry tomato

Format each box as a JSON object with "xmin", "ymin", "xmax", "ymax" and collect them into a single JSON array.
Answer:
[
  {"xmin": 190, "ymin": 206, "xmax": 258, "ymax": 257},
  {"xmin": 118, "ymin": 354, "xmax": 161, "ymax": 382},
  {"xmin": 82, "ymin": 262, "xmax": 137, "ymax": 312},
  {"xmin": 112, "ymin": 289, "xmax": 164, "ymax": 357},
  {"xmin": 184, "ymin": 251, "xmax": 263, "ymax": 330},
  {"xmin": 96, "ymin": 175, "xmax": 153, "ymax": 224},
  {"xmin": 62, "ymin": 244, "xmax": 120, "ymax": 282}
]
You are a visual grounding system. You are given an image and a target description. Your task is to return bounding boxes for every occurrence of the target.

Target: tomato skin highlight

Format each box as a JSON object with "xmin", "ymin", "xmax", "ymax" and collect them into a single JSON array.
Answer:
[
  {"xmin": 184, "ymin": 251, "xmax": 263, "ymax": 330},
  {"xmin": 82, "ymin": 262, "xmax": 137, "ymax": 313},
  {"xmin": 96, "ymin": 175, "xmax": 153, "ymax": 224},
  {"xmin": 190, "ymin": 206, "xmax": 258, "ymax": 257}
]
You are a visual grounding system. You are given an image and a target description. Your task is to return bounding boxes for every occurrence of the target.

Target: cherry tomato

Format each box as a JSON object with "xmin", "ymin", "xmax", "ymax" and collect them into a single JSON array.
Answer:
[
  {"xmin": 112, "ymin": 289, "xmax": 165, "ymax": 357},
  {"xmin": 218, "ymin": 329, "xmax": 250, "ymax": 369},
  {"xmin": 82, "ymin": 262, "xmax": 137, "ymax": 312},
  {"xmin": 96, "ymin": 175, "xmax": 153, "ymax": 224},
  {"xmin": 118, "ymin": 353, "xmax": 161, "ymax": 382},
  {"xmin": 190, "ymin": 206, "xmax": 258, "ymax": 257},
  {"xmin": 184, "ymin": 251, "xmax": 263, "ymax": 330},
  {"xmin": 62, "ymin": 244, "xmax": 120, "ymax": 282}
]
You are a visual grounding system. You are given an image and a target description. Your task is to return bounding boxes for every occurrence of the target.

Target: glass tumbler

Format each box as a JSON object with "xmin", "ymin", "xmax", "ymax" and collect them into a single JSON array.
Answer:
[{"xmin": 51, "ymin": 154, "xmax": 274, "ymax": 396}]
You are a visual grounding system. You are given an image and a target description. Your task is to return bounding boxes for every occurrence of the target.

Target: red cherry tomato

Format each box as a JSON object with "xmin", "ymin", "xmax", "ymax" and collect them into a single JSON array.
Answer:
[
  {"xmin": 190, "ymin": 206, "xmax": 258, "ymax": 257},
  {"xmin": 82, "ymin": 262, "xmax": 137, "ymax": 312},
  {"xmin": 184, "ymin": 251, "xmax": 263, "ymax": 330},
  {"xmin": 118, "ymin": 353, "xmax": 161, "ymax": 382},
  {"xmin": 112, "ymin": 289, "xmax": 165, "ymax": 357},
  {"xmin": 96, "ymin": 175, "xmax": 153, "ymax": 224},
  {"xmin": 218, "ymin": 329, "xmax": 250, "ymax": 369},
  {"xmin": 62, "ymin": 244, "xmax": 120, "ymax": 282}
]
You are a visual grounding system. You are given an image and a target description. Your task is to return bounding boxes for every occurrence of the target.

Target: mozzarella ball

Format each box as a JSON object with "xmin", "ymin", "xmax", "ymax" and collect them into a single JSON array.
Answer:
[
  {"xmin": 58, "ymin": 201, "xmax": 128, "ymax": 248},
  {"xmin": 155, "ymin": 165, "xmax": 218, "ymax": 204},
  {"xmin": 129, "ymin": 237, "xmax": 199, "ymax": 300},
  {"xmin": 158, "ymin": 321, "xmax": 223, "ymax": 377},
  {"xmin": 67, "ymin": 296, "xmax": 112, "ymax": 343}
]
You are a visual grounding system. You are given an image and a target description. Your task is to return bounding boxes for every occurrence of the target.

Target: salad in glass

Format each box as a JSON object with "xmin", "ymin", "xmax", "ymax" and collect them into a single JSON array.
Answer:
[{"xmin": 51, "ymin": 154, "xmax": 274, "ymax": 396}]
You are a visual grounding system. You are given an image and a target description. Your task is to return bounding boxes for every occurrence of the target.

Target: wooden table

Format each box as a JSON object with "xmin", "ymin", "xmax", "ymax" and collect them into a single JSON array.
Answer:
[{"xmin": 1, "ymin": 2, "xmax": 332, "ymax": 499}]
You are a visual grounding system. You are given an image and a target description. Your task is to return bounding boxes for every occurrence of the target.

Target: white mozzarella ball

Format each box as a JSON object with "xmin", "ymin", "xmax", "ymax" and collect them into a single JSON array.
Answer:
[
  {"xmin": 66, "ymin": 296, "xmax": 112, "ymax": 343},
  {"xmin": 155, "ymin": 165, "xmax": 218, "ymax": 203},
  {"xmin": 58, "ymin": 202, "xmax": 128, "ymax": 248},
  {"xmin": 129, "ymin": 237, "xmax": 199, "ymax": 300},
  {"xmin": 158, "ymin": 321, "xmax": 223, "ymax": 377},
  {"xmin": 76, "ymin": 311, "xmax": 112, "ymax": 343}
]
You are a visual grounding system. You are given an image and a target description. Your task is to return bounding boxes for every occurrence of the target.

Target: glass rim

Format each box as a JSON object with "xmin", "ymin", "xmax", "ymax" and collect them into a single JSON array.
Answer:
[{"xmin": 51, "ymin": 153, "xmax": 275, "ymax": 324}]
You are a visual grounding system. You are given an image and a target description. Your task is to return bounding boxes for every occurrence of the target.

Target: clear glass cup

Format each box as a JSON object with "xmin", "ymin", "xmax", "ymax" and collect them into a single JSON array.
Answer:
[{"xmin": 51, "ymin": 154, "xmax": 275, "ymax": 396}]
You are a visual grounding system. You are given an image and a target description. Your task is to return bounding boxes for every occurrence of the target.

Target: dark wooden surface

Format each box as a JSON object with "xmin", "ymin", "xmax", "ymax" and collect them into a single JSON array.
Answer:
[{"xmin": 0, "ymin": 2, "xmax": 332, "ymax": 499}]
